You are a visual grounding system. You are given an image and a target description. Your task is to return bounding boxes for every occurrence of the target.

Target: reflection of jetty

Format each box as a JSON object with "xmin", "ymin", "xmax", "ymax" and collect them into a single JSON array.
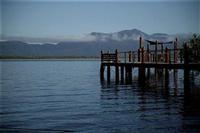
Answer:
[{"xmin": 100, "ymin": 37, "xmax": 200, "ymax": 92}]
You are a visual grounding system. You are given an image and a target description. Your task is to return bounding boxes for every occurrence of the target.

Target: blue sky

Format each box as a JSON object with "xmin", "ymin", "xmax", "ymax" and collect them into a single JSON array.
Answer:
[{"xmin": 1, "ymin": 0, "xmax": 200, "ymax": 40}]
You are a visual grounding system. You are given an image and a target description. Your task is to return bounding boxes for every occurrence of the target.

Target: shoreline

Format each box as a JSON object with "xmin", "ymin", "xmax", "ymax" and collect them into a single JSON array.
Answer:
[
  {"xmin": 0, "ymin": 57, "xmax": 100, "ymax": 61},
  {"xmin": 0, "ymin": 56, "xmax": 100, "ymax": 60}
]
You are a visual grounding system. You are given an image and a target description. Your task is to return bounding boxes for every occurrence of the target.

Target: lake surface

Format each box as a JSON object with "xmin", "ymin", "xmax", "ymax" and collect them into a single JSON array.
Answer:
[{"xmin": 0, "ymin": 60, "xmax": 200, "ymax": 133}]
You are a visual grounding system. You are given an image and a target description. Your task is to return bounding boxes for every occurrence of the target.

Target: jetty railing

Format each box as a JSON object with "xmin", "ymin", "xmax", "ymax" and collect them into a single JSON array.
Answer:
[{"xmin": 101, "ymin": 48, "xmax": 184, "ymax": 64}]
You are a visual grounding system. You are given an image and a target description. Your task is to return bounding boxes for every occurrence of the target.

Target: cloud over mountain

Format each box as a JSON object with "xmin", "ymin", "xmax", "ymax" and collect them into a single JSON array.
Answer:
[
  {"xmin": 0, "ymin": 28, "xmax": 193, "ymax": 57},
  {"xmin": 90, "ymin": 29, "xmax": 177, "ymax": 42}
]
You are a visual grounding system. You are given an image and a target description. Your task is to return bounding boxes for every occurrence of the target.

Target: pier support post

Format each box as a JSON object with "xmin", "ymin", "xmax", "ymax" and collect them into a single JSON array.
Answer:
[
  {"xmin": 165, "ymin": 69, "xmax": 169, "ymax": 88},
  {"xmin": 147, "ymin": 68, "xmax": 150, "ymax": 80},
  {"xmin": 138, "ymin": 67, "xmax": 145, "ymax": 84},
  {"xmin": 125, "ymin": 65, "xmax": 132, "ymax": 83},
  {"xmin": 107, "ymin": 66, "xmax": 111, "ymax": 82},
  {"xmin": 174, "ymin": 69, "xmax": 178, "ymax": 95},
  {"xmin": 164, "ymin": 68, "xmax": 169, "ymax": 95},
  {"xmin": 115, "ymin": 65, "xmax": 119, "ymax": 83},
  {"xmin": 100, "ymin": 64, "xmax": 105, "ymax": 81},
  {"xmin": 184, "ymin": 68, "xmax": 190, "ymax": 96},
  {"xmin": 128, "ymin": 66, "xmax": 132, "ymax": 82},
  {"xmin": 129, "ymin": 51, "xmax": 132, "ymax": 62},
  {"xmin": 125, "ymin": 66, "xmax": 128, "ymax": 82},
  {"xmin": 121, "ymin": 66, "xmax": 124, "ymax": 82}
]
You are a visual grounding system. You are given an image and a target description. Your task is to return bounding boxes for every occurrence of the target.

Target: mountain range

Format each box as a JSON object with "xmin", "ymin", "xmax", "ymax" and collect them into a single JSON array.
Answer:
[{"xmin": 0, "ymin": 29, "xmax": 193, "ymax": 58}]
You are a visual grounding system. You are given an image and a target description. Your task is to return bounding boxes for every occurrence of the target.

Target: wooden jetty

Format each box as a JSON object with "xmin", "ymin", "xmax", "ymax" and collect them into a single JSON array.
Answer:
[{"xmin": 100, "ymin": 37, "xmax": 200, "ymax": 91}]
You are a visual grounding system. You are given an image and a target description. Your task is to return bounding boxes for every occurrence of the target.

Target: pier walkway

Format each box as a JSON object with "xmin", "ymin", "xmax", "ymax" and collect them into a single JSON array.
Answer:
[{"xmin": 100, "ymin": 37, "xmax": 200, "ymax": 90}]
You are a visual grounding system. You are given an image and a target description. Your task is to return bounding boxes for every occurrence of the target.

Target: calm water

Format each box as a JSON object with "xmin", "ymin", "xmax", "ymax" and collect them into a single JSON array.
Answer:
[{"xmin": 0, "ymin": 60, "xmax": 200, "ymax": 133}]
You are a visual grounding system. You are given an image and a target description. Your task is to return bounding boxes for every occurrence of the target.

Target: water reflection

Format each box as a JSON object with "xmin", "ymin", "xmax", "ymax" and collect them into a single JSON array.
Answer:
[{"xmin": 100, "ymin": 70, "xmax": 200, "ymax": 133}]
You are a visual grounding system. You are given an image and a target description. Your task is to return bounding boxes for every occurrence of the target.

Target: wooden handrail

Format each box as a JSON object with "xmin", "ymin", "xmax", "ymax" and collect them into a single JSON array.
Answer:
[{"xmin": 101, "ymin": 48, "xmax": 185, "ymax": 64}]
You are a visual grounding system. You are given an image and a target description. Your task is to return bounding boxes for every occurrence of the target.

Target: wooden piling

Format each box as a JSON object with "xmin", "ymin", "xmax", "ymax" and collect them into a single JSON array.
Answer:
[
  {"xmin": 129, "ymin": 51, "xmax": 132, "ymax": 62},
  {"xmin": 125, "ymin": 65, "xmax": 132, "ymax": 83},
  {"xmin": 121, "ymin": 66, "xmax": 124, "ymax": 82},
  {"xmin": 128, "ymin": 66, "xmax": 132, "ymax": 82},
  {"xmin": 107, "ymin": 66, "xmax": 111, "ymax": 82},
  {"xmin": 100, "ymin": 64, "xmax": 105, "ymax": 81},
  {"xmin": 139, "ymin": 67, "xmax": 145, "ymax": 83},
  {"xmin": 165, "ymin": 68, "xmax": 169, "ymax": 87},
  {"xmin": 125, "ymin": 66, "xmax": 128, "ymax": 82},
  {"xmin": 147, "ymin": 68, "xmax": 150, "ymax": 80},
  {"xmin": 115, "ymin": 65, "xmax": 119, "ymax": 83}
]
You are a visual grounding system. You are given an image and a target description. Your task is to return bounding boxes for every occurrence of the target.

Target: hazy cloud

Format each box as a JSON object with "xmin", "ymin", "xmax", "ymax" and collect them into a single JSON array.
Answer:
[{"xmin": 1, "ymin": 34, "xmax": 96, "ymax": 44}]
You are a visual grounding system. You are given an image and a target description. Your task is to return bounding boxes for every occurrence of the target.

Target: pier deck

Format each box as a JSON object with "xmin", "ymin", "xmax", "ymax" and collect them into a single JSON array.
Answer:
[
  {"xmin": 100, "ymin": 37, "xmax": 200, "ymax": 87},
  {"xmin": 101, "ymin": 62, "xmax": 200, "ymax": 70}
]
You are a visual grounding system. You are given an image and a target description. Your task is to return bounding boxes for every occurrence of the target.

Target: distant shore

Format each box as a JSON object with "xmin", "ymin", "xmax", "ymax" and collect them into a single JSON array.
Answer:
[{"xmin": 0, "ymin": 56, "xmax": 100, "ymax": 61}]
